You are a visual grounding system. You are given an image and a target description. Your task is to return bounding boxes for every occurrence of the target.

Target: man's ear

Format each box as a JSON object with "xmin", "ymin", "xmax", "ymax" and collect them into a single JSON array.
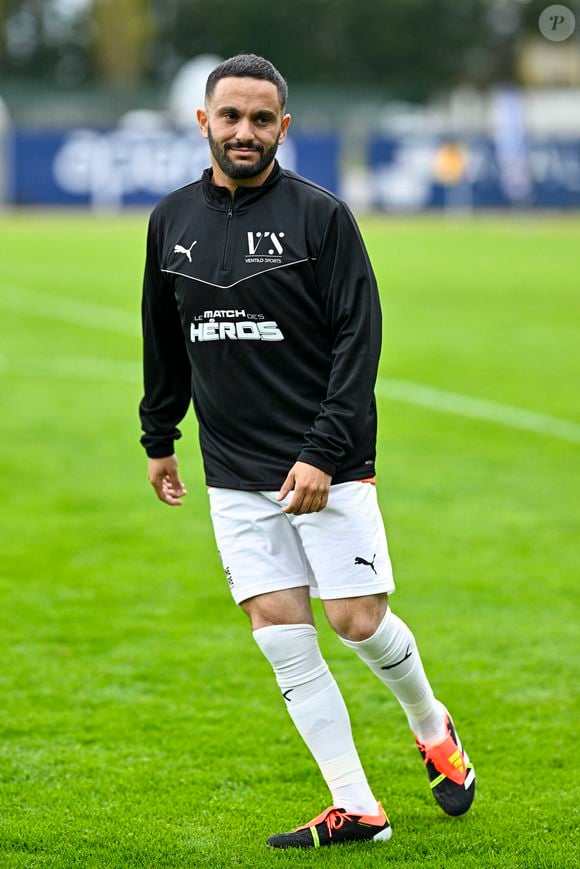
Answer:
[
  {"xmin": 196, "ymin": 107, "xmax": 209, "ymax": 139},
  {"xmin": 278, "ymin": 113, "xmax": 291, "ymax": 144}
]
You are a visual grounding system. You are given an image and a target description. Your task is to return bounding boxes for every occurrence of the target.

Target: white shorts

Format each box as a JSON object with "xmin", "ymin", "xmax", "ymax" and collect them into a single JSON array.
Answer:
[{"xmin": 208, "ymin": 481, "xmax": 395, "ymax": 604}]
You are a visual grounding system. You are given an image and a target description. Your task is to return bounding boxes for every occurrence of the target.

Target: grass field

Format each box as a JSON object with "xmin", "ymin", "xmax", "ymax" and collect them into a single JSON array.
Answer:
[{"xmin": 0, "ymin": 213, "xmax": 579, "ymax": 868}]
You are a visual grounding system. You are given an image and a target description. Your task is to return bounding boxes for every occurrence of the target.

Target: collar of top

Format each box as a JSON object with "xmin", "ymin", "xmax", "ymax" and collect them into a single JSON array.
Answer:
[{"xmin": 201, "ymin": 160, "xmax": 283, "ymax": 211}]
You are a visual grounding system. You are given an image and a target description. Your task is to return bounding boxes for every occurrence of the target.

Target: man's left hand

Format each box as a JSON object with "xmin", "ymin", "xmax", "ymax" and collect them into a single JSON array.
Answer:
[{"xmin": 277, "ymin": 461, "xmax": 332, "ymax": 515}]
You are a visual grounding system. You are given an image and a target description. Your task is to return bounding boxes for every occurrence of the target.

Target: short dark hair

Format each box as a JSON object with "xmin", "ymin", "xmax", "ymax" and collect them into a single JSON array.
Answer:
[{"xmin": 205, "ymin": 54, "xmax": 288, "ymax": 111}]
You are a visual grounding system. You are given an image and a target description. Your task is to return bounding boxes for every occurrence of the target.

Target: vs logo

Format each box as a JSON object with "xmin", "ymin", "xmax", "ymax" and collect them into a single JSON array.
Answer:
[{"xmin": 247, "ymin": 231, "xmax": 285, "ymax": 256}]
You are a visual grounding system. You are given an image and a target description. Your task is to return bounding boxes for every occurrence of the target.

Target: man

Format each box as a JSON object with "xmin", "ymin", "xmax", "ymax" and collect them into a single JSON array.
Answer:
[{"xmin": 139, "ymin": 53, "xmax": 475, "ymax": 850}]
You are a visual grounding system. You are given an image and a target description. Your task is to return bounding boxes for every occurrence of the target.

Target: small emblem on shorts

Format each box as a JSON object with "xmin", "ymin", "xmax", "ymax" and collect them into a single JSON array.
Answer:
[
  {"xmin": 354, "ymin": 553, "xmax": 377, "ymax": 575},
  {"xmin": 224, "ymin": 566, "xmax": 234, "ymax": 588},
  {"xmin": 282, "ymin": 689, "xmax": 294, "ymax": 702}
]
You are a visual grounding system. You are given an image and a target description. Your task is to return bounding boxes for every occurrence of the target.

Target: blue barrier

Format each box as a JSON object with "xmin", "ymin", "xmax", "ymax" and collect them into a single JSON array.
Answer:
[
  {"xmin": 10, "ymin": 127, "xmax": 580, "ymax": 209},
  {"xmin": 368, "ymin": 136, "xmax": 580, "ymax": 209},
  {"xmin": 10, "ymin": 128, "xmax": 340, "ymax": 206}
]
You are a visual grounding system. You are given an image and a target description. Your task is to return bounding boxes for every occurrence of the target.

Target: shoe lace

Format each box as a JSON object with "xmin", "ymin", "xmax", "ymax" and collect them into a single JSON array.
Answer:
[
  {"xmin": 416, "ymin": 716, "xmax": 453, "ymax": 767},
  {"xmin": 416, "ymin": 737, "xmax": 429, "ymax": 761},
  {"xmin": 324, "ymin": 808, "xmax": 355, "ymax": 839},
  {"xmin": 417, "ymin": 731, "xmax": 450, "ymax": 762},
  {"xmin": 418, "ymin": 734, "xmax": 466, "ymax": 782}
]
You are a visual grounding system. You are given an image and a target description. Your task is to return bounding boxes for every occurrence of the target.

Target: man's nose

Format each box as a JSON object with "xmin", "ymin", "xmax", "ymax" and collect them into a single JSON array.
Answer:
[{"xmin": 235, "ymin": 116, "xmax": 254, "ymax": 141}]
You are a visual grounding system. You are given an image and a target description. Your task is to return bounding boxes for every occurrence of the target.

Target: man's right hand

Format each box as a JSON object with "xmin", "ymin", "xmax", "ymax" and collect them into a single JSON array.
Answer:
[{"xmin": 147, "ymin": 455, "xmax": 188, "ymax": 506}]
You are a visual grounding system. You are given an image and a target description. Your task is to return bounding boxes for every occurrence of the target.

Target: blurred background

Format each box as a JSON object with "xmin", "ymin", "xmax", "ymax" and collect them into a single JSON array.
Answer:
[
  {"xmin": 1, "ymin": 0, "xmax": 579, "ymax": 212},
  {"xmin": 1, "ymin": 6, "xmax": 579, "ymax": 865}
]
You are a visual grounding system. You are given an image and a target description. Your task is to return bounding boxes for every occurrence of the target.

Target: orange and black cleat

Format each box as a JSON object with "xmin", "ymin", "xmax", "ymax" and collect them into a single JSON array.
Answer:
[
  {"xmin": 267, "ymin": 803, "xmax": 392, "ymax": 849},
  {"xmin": 416, "ymin": 710, "xmax": 476, "ymax": 816}
]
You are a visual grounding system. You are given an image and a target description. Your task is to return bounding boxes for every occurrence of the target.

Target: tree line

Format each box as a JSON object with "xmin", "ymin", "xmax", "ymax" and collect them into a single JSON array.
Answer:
[{"xmin": 0, "ymin": 0, "xmax": 555, "ymax": 100}]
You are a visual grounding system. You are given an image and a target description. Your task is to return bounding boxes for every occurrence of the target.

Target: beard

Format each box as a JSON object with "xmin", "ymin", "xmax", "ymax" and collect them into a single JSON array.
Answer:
[{"xmin": 207, "ymin": 124, "xmax": 280, "ymax": 179}]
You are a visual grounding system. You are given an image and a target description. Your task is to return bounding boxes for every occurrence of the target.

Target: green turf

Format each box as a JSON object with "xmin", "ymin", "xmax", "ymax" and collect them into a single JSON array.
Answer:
[{"xmin": 0, "ymin": 212, "xmax": 578, "ymax": 868}]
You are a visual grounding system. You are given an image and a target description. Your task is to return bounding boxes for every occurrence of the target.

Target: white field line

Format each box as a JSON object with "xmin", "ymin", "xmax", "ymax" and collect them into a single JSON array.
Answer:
[
  {"xmin": 2, "ymin": 352, "xmax": 578, "ymax": 446},
  {"xmin": 1, "ymin": 283, "xmax": 578, "ymax": 445},
  {"xmin": 376, "ymin": 378, "xmax": 580, "ymax": 445},
  {"xmin": 0, "ymin": 284, "xmax": 139, "ymax": 337}
]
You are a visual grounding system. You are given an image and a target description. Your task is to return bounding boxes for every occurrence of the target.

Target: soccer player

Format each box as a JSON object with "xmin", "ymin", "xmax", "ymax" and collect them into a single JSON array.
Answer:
[{"xmin": 139, "ymin": 53, "xmax": 475, "ymax": 849}]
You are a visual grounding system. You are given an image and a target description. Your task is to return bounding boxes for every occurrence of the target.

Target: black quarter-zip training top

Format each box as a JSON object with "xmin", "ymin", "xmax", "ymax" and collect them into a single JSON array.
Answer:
[{"xmin": 139, "ymin": 161, "xmax": 382, "ymax": 490}]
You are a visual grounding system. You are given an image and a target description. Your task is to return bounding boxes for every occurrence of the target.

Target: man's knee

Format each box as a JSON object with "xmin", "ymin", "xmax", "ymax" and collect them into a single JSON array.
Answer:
[
  {"xmin": 240, "ymin": 586, "xmax": 314, "ymax": 630},
  {"xmin": 323, "ymin": 593, "xmax": 388, "ymax": 642}
]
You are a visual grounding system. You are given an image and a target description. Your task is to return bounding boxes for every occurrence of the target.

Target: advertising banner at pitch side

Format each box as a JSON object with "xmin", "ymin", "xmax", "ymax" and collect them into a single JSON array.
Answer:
[
  {"xmin": 368, "ymin": 136, "xmax": 580, "ymax": 210},
  {"xmin": 9, "ymin": 127, "xmax": 340, "ymax": 207}
]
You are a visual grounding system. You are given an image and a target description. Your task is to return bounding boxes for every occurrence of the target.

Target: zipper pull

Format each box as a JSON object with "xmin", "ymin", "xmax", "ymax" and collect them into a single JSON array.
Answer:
[{"xmin": 227, "ymin": 206, "xmax": 233, "ymax": 218}]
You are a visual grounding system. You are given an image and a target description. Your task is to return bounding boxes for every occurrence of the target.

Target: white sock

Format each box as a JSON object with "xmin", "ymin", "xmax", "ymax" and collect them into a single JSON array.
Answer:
[
  {"xmin": 340, "ymin": 608, "xmax": 447, "ymax": 746},
  {"xmin": 253, "ymin": 623, "xmax": 378, "ymax": 815}
]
